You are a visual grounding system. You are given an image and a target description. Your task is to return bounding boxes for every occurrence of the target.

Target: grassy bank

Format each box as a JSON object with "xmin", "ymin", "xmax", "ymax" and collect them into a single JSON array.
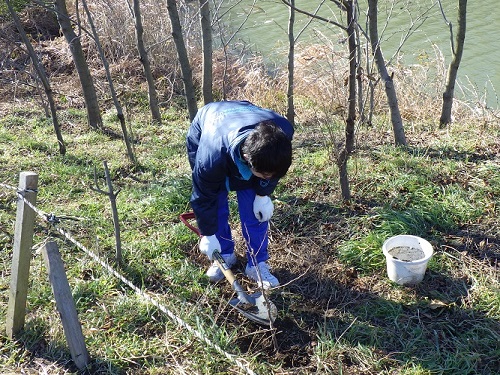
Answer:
[{"xmin": 0, "ymin": 91, "xmax": 499, "ymax": 374}]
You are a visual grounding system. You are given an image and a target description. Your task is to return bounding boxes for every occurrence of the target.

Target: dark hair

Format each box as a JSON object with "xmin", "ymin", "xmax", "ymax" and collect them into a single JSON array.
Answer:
[{"xmin": 241, "ymin": 121, "xmax": 292, "ymax": 178}]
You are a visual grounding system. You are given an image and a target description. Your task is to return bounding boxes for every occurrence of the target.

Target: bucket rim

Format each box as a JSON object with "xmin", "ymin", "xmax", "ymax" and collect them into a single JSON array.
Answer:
[{"xmin": 382, "ymin": 234, "xmax": 433, "ymax": 263}]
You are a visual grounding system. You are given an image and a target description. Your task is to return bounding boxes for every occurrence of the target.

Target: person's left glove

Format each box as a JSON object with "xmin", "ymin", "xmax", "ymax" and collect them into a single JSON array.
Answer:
[
  {"xmin": 253, "ymin": 195, "xmax": 274, "ymax": 222},
  {"xmin": 199, "ymin": 235, "xmax": 220, "ymax": 260}
]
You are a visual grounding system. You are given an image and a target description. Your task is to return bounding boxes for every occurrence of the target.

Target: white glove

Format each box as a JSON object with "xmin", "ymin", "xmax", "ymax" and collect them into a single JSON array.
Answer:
[
  {"xmin": 253, "ymin": 195, "xmax": 274, "ymax": 222},
  {"xmin": 199, "ymin": 235, "xmax": 220, "ymax": 260}
]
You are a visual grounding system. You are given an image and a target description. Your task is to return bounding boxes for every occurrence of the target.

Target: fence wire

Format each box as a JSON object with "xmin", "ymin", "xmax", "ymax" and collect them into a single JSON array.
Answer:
[{"xmin": 0, "ymin": 181, "xmax": 258, "ymax": 375}]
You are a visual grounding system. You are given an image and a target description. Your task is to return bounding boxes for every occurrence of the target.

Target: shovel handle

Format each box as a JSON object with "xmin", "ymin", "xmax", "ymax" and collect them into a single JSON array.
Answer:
[
  {"xmin": 180, "ymin": 212, "xmax": 253, "ymax": 304},
  {"xmin": 214, "ymin": 251, "xmax": 252, "ymax": 304},
  {"xmin": 213, "ymin": 251, "xmax": 237, "ymax": 284}
]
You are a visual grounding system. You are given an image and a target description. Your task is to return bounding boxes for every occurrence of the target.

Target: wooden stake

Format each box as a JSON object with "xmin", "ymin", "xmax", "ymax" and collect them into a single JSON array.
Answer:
[
  {"xmin": 6, "ymin": 171, "xmax": 38, "ymax": 338},
  {"xmin": 41, "ymin": 241, "xmax": 90, "ymax": 370}
]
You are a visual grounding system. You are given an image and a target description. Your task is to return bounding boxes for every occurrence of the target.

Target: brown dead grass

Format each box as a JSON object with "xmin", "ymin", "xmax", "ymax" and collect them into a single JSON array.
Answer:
[{"xmin": 1, "ymin": 4, "xmax": 499, "ymax": 374}]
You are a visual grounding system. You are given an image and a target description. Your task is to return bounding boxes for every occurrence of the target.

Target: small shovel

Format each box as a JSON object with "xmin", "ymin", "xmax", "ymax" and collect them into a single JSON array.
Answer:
[{"xmin": 180, "ymin": 212, "xmax": 277, "ymax": 325}]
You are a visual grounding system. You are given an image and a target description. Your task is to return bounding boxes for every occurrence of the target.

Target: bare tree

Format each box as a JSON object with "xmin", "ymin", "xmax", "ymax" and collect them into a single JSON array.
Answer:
[
  {"xmin": 286, "ymin": 0, "xmax": 295, "ymax": 124},
  {"xmin": 91, "ymin": 161, "xmax": 122, "ymax": 265},
  {"xmin": 367, "ymin": 0, "xmax": 406, "ymax": 146},
  {"xmin": 439, "ymin": 0, "xmax": 467, "ymax": 127},
  {"xmin": 129, "ymin": 0, "xmax": 162, "ymax": 124},
  {"xmin": 285, "ymin": 1, "xmax": 320, "ymax": 126},
  {"xmin": 81, "ymin": 0, "xmax": 137, "ymax": 166},
  {"xmin": 53, "ymin": 0, "xmax": 102, "ymax": 130},
  {"xmin": 282, "ymin": 0, "xmax": 407, "ymax": 196},
  {"xmin": 166, "ymin": 0, "xmax": 198, "ymax": 121},
  {"xmin": 6, "ymin": 0, "xmax": 66, "ymax": 155},
  {"xmin": 339, "ymin": 0, "xmax": 357, "ymax": 201},
  {"xmin": 282, "ymin": 0, "xmax": 358, "ymax": 200},
  {"xmin": 212, "ymin": 0, "xmax": 258, "ymax": 100},
  {"xmin": 199, "ymin": 0, "xmax": 213, "ymax": 104}
]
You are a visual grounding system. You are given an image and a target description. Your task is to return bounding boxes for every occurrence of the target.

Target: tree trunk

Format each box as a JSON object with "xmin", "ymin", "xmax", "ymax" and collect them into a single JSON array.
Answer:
[
  {"xmin": 199, "ymin": 0, "xmax": 213, "ymax": 104},
  {"xmin": 336, "ymin": 1, "xmax": 357, "ymax": 202},
  {"xmin": 81, "ymin": 0, "xmax": 137, "ymax": 166},
  {"xmin": 7, "ymin": 0, "xmax": 66, "ymax": 155},
  {"xmin": 355, "ymin": 13, "xmax": 366, "ymax": 125},
  {"xmin": 54, "ymin": 0, "xmax": 102, "ymax": 130},
  {"xmin": 439, "ymin": 0, "xmax": 467, "ymax": 128},
  {"xmin": 166, "ymin": 0, "xmax": 198, "ymax": 121},
  {"xmin": 285, "ymin": 0, "xmax": 295, "ymax": 125},
  {"xmin": 132, "ymin": 0, "xmax": 162, "ymax": 124},
  {"xmin": 281, "ymin": 0, "xmax": 355, "ymax": 200},
  {"xmin": 368, "ymin": 0, "xmax": 407, "ymax": 146}
]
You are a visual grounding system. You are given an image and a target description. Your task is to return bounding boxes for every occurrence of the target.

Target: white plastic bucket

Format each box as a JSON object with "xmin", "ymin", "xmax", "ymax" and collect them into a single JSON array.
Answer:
[{"xmin": 382, "ymin": 235, "xmax": 433, "ymax": 285}]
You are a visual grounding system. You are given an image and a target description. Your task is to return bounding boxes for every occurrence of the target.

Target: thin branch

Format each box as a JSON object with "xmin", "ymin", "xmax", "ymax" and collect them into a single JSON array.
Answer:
[
  {"xmin": 294, "ymin": 0, "xmax": 325, "ymax": 42},
  {"xmin": 281, "ymin": 0, "xmax": 348, "ymax": 31},
  {"xmin": 437, "ymin": 0, "xmax": 455, "ymax": 55},
  {"xmin": 386, "ymin": 2, "xmax": 436, "ymax": 66},
  {"xmin": 90, "ymin": 161, "xmax": 122, "ymax": 265}
]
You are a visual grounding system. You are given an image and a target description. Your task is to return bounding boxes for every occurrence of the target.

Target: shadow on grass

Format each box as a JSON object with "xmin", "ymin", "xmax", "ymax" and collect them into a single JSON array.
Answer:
[
  {"xmin": 7, "ymin": 320, "xmax": 124, "ymax": 375},
  {"xmin": 232, "ymin": 196, "xmax": 500, "ymax": 374},
  {"xmin": 407, "ymin": 145, "xmax": 499, "ymax": 163},
  {"xmin": 445, "ymin": 228, "xmax": 500, "ymax": 265},
  {"xmin": 243, "ymin": 263, "xmax": 500, "ymax": 374}
]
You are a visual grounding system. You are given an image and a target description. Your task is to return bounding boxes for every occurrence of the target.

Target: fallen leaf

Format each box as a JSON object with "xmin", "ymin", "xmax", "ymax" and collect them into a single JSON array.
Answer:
[{"xmin": 429, "ymin": 300, "xmax": 448, "ymax": 309}]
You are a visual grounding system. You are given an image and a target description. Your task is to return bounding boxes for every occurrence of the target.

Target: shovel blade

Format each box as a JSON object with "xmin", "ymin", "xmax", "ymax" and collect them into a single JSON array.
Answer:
[{"xmin": 229, "ymin": 292, "xmax": 277, "ymax": 325}]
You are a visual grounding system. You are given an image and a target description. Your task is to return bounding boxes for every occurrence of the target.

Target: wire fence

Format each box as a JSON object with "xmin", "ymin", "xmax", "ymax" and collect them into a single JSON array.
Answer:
[{"xmin": 1, "ymin": 178, "xmax": 258, "ymax": 375}]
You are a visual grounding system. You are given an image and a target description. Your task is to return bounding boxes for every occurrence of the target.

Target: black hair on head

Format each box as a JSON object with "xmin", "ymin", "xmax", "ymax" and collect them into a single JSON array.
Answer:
[{"xmin": 241, "ymin": 121, "xmax": 292, "ymax": 178}]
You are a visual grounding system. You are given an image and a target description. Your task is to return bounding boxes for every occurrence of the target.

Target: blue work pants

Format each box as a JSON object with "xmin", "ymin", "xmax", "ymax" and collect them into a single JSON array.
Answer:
[{"xmin": 215, "ymin": 189, "xmax": 269, "ymax": 266}]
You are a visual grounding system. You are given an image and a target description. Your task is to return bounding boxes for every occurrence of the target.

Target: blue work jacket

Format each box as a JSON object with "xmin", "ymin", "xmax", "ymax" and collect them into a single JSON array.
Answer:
[{"xmin": 186, "ymin": 101, "xmax": 294, "ymax": 235}]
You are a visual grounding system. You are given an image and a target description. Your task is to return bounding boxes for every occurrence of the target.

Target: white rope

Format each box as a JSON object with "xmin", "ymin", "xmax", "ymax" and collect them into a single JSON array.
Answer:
[
  {"xmin": 0, "ymin": 181, "xmax": 18, "ymax": 191},
  {"xmin": 1, "ymin": 184, "xmax": 258, "ymax": 375},
  {"xmin": 49, "ymin": 223, "xmax": 257, "ymax": 375}
]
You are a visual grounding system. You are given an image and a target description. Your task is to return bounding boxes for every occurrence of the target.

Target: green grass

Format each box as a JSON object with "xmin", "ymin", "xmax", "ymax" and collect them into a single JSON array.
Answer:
[
  {"xmin": 338, "ymin": 145, "xmax": 488, "ymax": 273},
  {"xmin": 0, "ymin": 98, "xmax": 499, "ymax": 375}
]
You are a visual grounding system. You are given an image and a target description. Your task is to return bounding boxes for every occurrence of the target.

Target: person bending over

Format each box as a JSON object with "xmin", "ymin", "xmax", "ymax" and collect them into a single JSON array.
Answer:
[{"xmin": 186, "ymin": 100, "xmax": 294, "ymax": 289}]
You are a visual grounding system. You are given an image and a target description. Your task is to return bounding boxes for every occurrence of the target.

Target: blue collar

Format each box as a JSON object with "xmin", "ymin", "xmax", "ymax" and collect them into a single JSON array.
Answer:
[
  {"xmin": 234, "ymin": 143, "xmax": 253, "ymax": 180},
  {"xmin": 228, "ymin": 130, "xmax": 253, "ymax": 180}
]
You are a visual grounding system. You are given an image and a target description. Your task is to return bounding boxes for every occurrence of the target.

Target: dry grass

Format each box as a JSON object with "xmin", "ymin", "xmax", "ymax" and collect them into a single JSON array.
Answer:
[{"xmin": 1, "ymin": 2, "xmax": 499, "ymax": 374}]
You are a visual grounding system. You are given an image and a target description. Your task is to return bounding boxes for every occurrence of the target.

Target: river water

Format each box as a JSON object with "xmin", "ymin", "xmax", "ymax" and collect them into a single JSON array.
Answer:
[{"xmin": 218, "ymin": 0, "xmax": 499, "ymax": 107}]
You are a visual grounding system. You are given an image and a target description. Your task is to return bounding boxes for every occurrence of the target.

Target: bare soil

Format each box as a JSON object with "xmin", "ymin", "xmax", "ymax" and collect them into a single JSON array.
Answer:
[{"xmin": 1, "ymin": 12, "xmax": 499, "ymax": 373}]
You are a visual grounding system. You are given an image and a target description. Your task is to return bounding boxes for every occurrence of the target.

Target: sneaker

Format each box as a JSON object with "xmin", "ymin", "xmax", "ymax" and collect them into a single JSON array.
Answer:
[
  {"xmin": 206, "ymin": 253, "xmax": 237, "ymax": 283},
  {"xmin": 245, "ymin": 261, "xmax": 279, "ymax": 289}
]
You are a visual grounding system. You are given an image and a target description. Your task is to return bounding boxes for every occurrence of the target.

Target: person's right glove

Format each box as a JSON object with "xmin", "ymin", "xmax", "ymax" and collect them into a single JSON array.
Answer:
[
  {"xmin": 253, "ymin": 195, "xmax": 274, "ymax": 222},
  {"xmin": 199, "ymin": 235, "xmax": 220, "ymax": 260}
]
